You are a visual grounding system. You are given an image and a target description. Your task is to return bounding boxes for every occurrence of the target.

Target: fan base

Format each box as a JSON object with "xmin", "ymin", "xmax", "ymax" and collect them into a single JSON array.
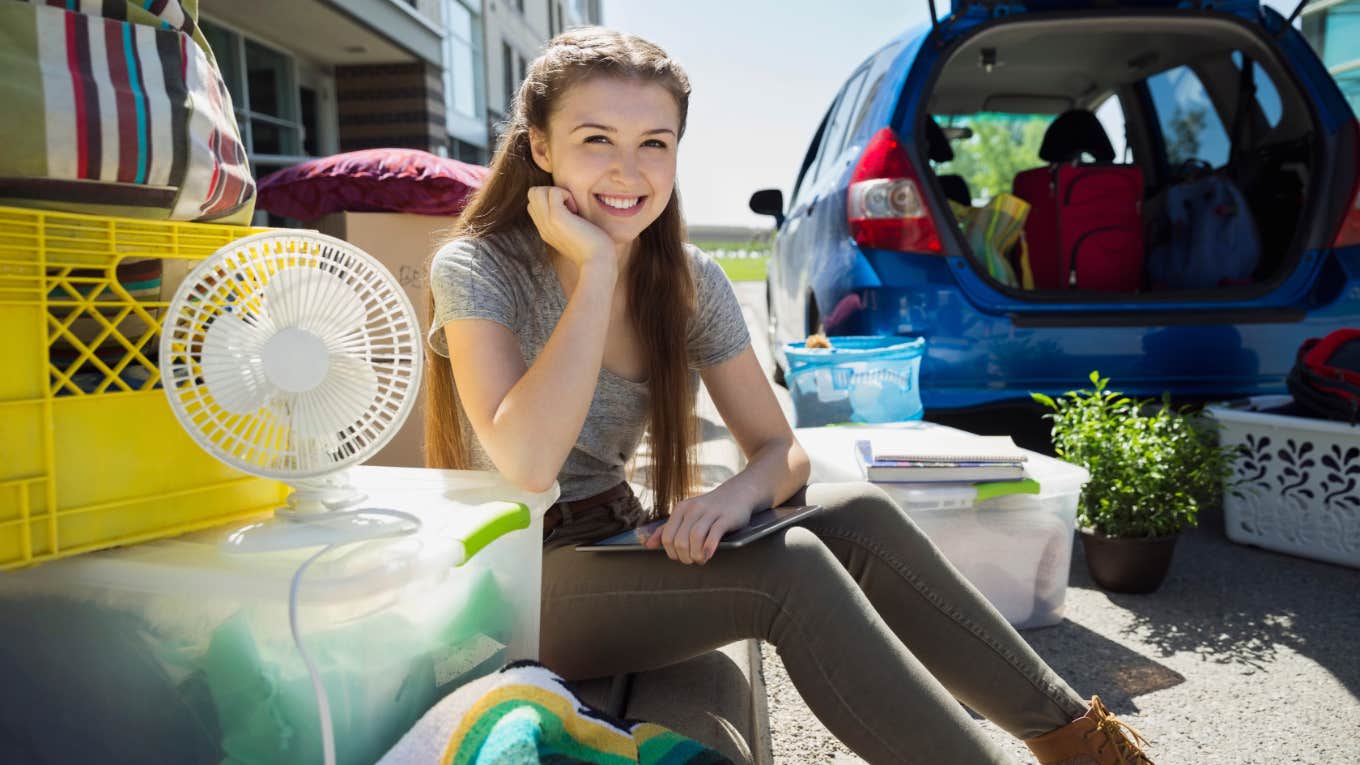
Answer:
[{"xmin": 222, "ymin": 509, "xmax": 421, "ymax": 554}]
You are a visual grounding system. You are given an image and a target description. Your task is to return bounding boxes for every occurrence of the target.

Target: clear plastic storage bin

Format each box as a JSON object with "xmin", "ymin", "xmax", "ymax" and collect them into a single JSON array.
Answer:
[
  {"xmin": 0, "ymin": 466, "xmax": 556, "ymax": 765},
  {"xmin": 796, "ymin": 423, "xmax": 1089, "ymax": 628},
  {"xmin": 783, "ymin": 335, "xmax": 925, "ymax": 427}
]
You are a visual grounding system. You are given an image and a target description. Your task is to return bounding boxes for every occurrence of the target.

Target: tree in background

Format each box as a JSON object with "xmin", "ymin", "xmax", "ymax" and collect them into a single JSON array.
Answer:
[
  {"xmin": 935, "ymin": 114, "xmax": 1051, "ymax": 202},
  {"xmin": 1166, "ymin": 106, "xmax": 1208, "ymax": 167}
]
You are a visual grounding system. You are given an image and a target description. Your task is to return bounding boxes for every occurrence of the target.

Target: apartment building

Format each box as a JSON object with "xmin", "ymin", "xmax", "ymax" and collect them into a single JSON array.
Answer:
[
  {"xmin": 482, "ymin": 0, "xmax": 603, "ymax": 140},
  {"xmin": 199, "ymin": 1, "xmax": 450, "ymax": 190},
  {"xmin": 1301, "ymin": 0, "xmax": 1360, "ymax": 115},
  {"xmin": 198, "ymin": 0, "xmax": 600, "ymax": 214}
]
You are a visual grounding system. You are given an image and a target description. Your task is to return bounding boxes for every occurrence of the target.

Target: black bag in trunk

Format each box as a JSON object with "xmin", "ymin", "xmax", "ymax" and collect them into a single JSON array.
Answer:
[{"xmin": 1286, "ymin": 329, "xmax": 1360, "ymax": 424}]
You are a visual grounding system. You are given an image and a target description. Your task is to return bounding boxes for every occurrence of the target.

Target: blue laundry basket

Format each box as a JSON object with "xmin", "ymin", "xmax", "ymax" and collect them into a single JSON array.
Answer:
[{"xmin": 784, "ymin": 336, "xmax": 926, "ymax": 427}]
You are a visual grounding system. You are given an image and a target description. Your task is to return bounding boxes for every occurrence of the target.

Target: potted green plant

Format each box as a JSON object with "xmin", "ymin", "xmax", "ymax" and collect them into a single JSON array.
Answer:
[{"xmin": 1033, "ymin": 372, "xmax": 1242, "ymax": 593}]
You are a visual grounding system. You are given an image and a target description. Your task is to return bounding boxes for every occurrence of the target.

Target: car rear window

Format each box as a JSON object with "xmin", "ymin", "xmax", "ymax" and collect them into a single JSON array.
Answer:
[
  {"xmin": 1146, "ymin": 65, "xmax": 1232, "ymax": 168},
  {"xmin": 1094, "ymin": 95, "xmax": 1130, "ymax": 162},
  {"xmin": 934, "ymin": 113, "xmax": 1054, "ymax": 201},
  {"xmin": 1231, "ymin": 51, "xmax": 1283, "ymax": 129}
]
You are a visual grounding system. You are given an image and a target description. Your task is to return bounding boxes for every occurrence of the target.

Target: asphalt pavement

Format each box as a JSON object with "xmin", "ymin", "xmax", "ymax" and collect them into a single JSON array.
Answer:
[{"xmin": 732, "ymin": 280, "xmax": 1360, "ymax": 765}]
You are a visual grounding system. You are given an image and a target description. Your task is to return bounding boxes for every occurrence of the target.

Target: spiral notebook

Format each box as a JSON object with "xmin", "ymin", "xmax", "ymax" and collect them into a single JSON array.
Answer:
[
  {"xmin": 856, "ymin": 433, "xmax": 1028, "ymax": 483},
  {"xmin": 865, "ymin": 432, "xmax": 1028, "ymax": 462}
]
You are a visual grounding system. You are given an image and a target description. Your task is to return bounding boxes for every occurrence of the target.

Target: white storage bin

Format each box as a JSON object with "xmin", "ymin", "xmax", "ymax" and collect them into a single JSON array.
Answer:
[
  {"xmin": 1207, "ymin": 396, "xmax": 1360, "ymax": 568},
  {"xmin": 797, "ymin": 423, "xmax": 1089, "ymax": 628},
  {"xmin": 0, "ymin": 466, "xmax": 556, "ymax": 765}
]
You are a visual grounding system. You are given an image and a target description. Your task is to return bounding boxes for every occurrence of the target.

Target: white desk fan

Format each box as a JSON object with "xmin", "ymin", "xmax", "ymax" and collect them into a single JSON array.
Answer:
[
  {"xmin": 159, "ymin": 229, "xmax": 429, "ymax": 765},
  {"xmin": 159, "ymin": 229, "xmax": 425, "ymax": 551}
]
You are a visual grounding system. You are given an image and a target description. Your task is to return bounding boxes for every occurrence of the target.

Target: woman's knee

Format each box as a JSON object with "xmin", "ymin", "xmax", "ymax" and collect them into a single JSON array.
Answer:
[
  {"xmin": 751, "ymin": 527, "xmax": 863, "ymax": 639},
  {"xmin": 806, "ymin": 480, "xmax": 895, "ymax": 511},
  {"xmin": 806, "ymin": 481, "xmax": 920, "ymax": 532},
  {"xmin": 805, "ymin": 482, "xmax": 960, "ymax": 576}
]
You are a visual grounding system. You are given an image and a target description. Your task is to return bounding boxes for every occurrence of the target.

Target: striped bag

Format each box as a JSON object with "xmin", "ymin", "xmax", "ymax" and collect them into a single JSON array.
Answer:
[{"xmin": 0, "ymin": 0, "xmax": 255, "ymax": 224}]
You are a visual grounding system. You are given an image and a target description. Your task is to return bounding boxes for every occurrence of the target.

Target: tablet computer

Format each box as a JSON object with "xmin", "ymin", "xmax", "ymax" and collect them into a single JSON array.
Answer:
[{"xmin": 574, "ymin": 504, "xmax": 824, "ymax": 552}]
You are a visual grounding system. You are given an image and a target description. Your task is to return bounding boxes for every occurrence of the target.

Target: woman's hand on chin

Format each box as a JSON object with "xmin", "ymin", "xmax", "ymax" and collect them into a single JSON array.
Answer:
[
  {"xmin": 527, "ymin": 186, "xmax": 618, "ymax": 271},
  {"xmin": 645, "ymin": 493, "xmax": 753, "ymax": 565}
]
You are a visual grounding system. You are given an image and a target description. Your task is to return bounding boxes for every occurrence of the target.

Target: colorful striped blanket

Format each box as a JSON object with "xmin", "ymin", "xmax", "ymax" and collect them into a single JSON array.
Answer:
[
  {"xmin": 950, "ymin": 194, "xmax": 1032, "ymax": 289},
  {"xmin": 379, "ymin": 661, "xmax": 732, "ymax": 765}
]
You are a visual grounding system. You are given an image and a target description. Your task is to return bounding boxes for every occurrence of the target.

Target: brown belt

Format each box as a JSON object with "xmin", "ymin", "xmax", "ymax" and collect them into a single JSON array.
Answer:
[{"xmin": 543, "ymin": 481, "xmax": 632, "ymax": 538}]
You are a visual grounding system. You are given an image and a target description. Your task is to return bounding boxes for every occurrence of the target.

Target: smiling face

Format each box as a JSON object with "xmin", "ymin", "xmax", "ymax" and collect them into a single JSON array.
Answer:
[{"xmin": 529, "ymin": 76, "xmax": 681, "ymax": 247}]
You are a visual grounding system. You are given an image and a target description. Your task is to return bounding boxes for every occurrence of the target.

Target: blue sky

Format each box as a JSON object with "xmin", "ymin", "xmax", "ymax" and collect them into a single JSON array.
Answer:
[{"xmin": 601, "ymin": 0, "xmax": 1302, "ymax": 228}]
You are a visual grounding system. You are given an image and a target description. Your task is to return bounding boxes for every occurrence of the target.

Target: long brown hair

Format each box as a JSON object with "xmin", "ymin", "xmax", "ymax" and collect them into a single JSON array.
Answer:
[{"xmin": 424, "ymin": 27, "xmax": 698, "ymax": 515}]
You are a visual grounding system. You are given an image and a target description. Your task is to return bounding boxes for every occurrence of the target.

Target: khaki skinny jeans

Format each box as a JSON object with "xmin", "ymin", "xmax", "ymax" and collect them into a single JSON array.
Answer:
[{"xmin": 539, "ymin": 481, "xmax": 1089, "ymax": 765}]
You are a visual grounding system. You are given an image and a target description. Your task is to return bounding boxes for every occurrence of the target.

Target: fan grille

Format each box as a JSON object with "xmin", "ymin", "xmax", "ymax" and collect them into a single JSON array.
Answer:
[{"xmin": 160, "ymin": 231, "xmax": 423, "ymax": 480}]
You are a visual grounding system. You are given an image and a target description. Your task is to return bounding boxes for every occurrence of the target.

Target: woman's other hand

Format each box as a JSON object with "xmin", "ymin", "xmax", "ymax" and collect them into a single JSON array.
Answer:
[
  {"xmin": 526, "ymin": 186, "xmax": 617, "ymax": 270},
  {"xmin": 644, "ymin": 493, "xmax": 752, "ymax": 565}
]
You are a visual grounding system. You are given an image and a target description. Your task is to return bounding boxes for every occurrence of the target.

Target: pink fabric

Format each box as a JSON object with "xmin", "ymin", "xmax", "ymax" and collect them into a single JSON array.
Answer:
[{"xmin": 257, "ymin": 148, "xmax": 489, "ymax": 220}]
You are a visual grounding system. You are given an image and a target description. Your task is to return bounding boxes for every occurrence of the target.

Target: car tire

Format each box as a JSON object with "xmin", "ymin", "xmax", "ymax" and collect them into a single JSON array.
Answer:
[
  {"xmin": 776, "ymin": 294, "xmax": 825, "ymax": 389},
  {"xmin": 807, "ymin": 294, "xmax": 824, "ymax": 339},
  {"xmin": 766, "ymin": 279, "xmax": 788, "ymax": 388}
]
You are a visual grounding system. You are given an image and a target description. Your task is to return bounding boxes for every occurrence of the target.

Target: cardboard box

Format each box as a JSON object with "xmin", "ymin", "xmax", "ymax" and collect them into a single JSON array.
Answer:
[{"xmin": 314, "ymin": 211, "xmax": 458, "ymax": 468}]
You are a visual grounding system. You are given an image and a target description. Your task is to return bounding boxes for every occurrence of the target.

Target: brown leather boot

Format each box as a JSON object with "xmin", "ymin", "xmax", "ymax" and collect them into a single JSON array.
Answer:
[{"xmin": 1022, "ymin": 696, "xmax": 1154, "ymax": 765}]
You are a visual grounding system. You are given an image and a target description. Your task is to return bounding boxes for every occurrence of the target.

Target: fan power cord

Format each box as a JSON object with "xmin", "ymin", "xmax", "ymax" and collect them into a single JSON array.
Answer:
[{"xmin": 287, "ymin": 508, "xmax": 422, "ymax": 765}]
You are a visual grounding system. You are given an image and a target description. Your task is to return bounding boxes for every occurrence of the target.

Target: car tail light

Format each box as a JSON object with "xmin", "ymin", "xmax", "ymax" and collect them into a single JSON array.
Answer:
[
  {"xmin": 1335, "ymin": 119, "xmax": 1360, "ymax": 249},
  {"xmin": 847, "ymin": 127, "xmax": 943, "ymax": 253}
]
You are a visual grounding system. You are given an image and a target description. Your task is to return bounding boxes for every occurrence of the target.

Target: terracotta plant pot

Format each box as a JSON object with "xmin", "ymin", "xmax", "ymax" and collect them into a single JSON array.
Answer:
[{"xmin": 1079, "ymin": 529, "xmax": 1180, "ymax": 593}]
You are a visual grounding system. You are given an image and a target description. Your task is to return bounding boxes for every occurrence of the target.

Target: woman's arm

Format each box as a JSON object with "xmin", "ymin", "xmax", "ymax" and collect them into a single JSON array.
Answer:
[
  {"xmin": 647, "ymin": 345, "xmax": 811, "ymax": 564},
  {"xmin": 443, "ymin": 187, "xmax": 621, "ymax": 494},
  {"xmin": 443, "ymin": 259, "xmax": 617, "ymax": 493}
]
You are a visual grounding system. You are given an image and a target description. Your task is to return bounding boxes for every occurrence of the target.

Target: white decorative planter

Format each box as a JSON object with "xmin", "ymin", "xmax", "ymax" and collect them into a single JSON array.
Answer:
[{"xmin": 1207, "ymin": 396, "xmax": 1360, "ymax": 569}]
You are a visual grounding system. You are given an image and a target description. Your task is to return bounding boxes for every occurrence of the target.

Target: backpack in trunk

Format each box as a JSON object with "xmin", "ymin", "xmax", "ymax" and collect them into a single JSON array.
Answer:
[
  {"xmin": 0, "ymin": 0, "xmax": 255, "ymax": 224},
  {"xmin": 1144, "ymin": 162, "xmax": 1261, "ymax": 290},
  {"xmin": 1013, "ymin": 163, "xmax": 1145, "ymax": 292}
]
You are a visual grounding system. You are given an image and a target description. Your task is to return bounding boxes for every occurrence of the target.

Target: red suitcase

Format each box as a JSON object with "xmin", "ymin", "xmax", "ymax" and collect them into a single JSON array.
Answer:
[{"xmin": 1013, "ymin": 164, "xmax": 1144, "ymax": 292}]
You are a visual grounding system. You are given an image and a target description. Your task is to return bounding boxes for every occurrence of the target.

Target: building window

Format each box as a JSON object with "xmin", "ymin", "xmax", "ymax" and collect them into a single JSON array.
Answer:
[
  {"xmin": 201, "ymin": 21, "xmax": 308, "ymax": 168},
  {"xmin": 502, "ymin": 42, "xmax": 515, "ymax": 112},
  {"xmin": 450, "ymin": 137, "xmax": 487, "ymax": 165},
  {"xmin": 444, "ymin": 0, "xmax": 481, "ymax": 120},
  {"xmin": 500, "ymin": 45, "xmax": 527, "ymax": 116},
  {"xmin": 201, "ymin": 20, "xmax": 312, "ymax": 225},
  {"xmin": 300, "ymin": 86, "xmax": 320, "ymax": 156},
  {"xmin": 1303, "ymin": 1, "xmax": 1360, "ymax": 115},
  {"xmin": 242, "ymin": 39, "xmax": 300, "ymax": 156}
]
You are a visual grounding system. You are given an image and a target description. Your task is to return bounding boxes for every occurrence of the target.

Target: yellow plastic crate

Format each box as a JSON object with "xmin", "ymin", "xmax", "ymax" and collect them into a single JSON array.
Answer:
[{"xmin": 0, "ymin": 206, "xmax": 290, "ymax": 570}]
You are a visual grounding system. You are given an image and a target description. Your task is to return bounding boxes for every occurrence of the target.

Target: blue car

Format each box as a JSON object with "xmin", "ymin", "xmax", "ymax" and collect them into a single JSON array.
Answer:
[{"xmin": 751, "ymin": 0, "xmax": 1360, "ymax": 413}]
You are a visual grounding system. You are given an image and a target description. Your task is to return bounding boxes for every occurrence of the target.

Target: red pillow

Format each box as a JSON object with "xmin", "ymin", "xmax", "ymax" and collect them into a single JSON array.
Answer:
[{"xmin": 257, "ymin": 148, "xmax": 489, "ymax": 220}]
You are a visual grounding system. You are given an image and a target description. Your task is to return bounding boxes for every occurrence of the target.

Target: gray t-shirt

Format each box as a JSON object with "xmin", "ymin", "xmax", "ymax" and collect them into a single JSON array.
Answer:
[{"xmin": 428, "ymin": 231, "xmax": 750, "ymax": 502}]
